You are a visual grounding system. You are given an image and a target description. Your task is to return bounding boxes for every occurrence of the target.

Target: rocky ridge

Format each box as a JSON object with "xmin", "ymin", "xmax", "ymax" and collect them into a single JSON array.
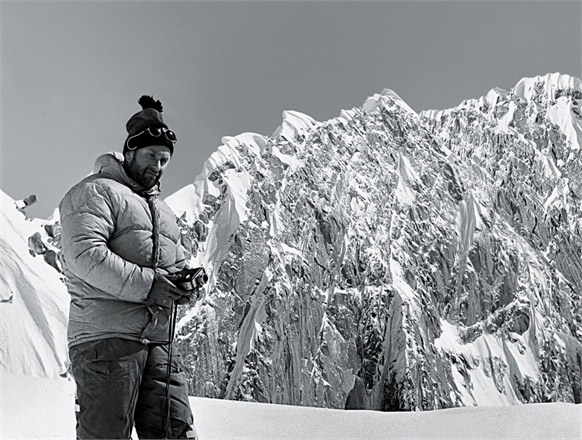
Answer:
[{"xmin": 167, "ymin": 73, "xmax": 582, "ymax": 410}]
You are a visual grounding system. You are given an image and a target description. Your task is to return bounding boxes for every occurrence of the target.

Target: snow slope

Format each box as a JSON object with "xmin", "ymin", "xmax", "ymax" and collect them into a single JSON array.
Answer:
[
  {"xmin": 1, "ymin": 373, "xmax": 579, "ymax": 440},
  {"xmin": 0, "ymin": 190, "xmax": 69, "ymax": 378}
]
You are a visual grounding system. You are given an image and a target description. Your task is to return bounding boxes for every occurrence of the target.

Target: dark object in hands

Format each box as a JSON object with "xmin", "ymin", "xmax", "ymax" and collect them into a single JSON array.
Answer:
[{"xmin": 170, "ymin": 267, "xmax": 208, "ymax": 292}]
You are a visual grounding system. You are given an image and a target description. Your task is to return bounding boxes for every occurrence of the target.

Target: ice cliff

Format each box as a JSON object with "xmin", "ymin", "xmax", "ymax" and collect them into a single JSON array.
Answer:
[{"xmin": 2, "ymin": 73, "xmax": 581, "ymax": 410}]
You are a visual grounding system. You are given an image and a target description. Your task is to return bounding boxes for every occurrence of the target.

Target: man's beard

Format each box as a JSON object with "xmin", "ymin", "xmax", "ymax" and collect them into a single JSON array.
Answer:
[{"xmin": 124, "ymin": 158, "xmax": 161, "ymax": 190}]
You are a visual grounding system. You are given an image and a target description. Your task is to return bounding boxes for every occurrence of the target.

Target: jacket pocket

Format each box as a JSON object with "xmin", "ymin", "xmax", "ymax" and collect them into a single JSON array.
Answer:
[{"xmin": 139, "ymin": 305, "xmax": 172, "ymax": 344}]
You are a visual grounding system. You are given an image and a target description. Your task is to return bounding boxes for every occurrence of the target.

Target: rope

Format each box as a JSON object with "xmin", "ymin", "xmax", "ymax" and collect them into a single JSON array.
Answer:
[
  {"xmin": 146, "ymin": 194, "xmax": 174, "ymax": 438},
  {"xmin": 146, "ymin": 194, "xmax": 161, "ymax": 271}
]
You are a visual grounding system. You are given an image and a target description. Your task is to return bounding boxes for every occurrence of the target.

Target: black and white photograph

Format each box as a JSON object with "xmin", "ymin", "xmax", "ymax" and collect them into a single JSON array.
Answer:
[{"xmin": 1, "ymin": 0, "xmax": 581, "ymax": 438}]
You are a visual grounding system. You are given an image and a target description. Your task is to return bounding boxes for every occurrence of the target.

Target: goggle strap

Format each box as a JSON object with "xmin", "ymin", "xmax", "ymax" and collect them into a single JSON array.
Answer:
[{"xmin": 125, "ymin": 127, "xmax": 176, "ymax": 150}]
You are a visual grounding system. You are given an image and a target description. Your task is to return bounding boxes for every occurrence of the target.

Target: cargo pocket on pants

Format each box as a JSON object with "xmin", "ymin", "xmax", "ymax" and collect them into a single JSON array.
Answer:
[{"xmin": 70, "ymin": 339, "xmax": 147, "ymax": 439}]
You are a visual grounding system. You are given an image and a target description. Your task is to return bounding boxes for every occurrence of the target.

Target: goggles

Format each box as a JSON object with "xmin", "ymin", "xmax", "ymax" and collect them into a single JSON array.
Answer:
[{"xmin": 126, "ymin": 126, "xmax": 177, "ymax": 150}]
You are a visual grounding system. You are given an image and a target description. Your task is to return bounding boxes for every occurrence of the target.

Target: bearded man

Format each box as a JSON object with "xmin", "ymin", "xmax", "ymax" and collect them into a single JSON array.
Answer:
[{"xmin": 60, "ymin": 96, "xmax": 200, "ymax": 439}]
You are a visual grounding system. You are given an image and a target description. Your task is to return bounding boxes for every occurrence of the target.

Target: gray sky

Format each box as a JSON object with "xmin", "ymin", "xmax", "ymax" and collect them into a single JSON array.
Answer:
[{"xmin": 2, "ymin": 0, "xmax": 581, "ymax": 218}]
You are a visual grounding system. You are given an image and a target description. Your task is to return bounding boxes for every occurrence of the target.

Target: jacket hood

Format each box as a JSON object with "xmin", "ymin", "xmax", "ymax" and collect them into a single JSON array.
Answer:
[{"xmin": 92, "ymin": 152, "xmax": 160, "ymax": 196}]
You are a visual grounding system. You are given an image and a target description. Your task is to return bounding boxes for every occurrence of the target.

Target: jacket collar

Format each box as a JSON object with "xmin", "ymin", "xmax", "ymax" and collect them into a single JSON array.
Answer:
[{"xmin": 92, "ymin": 152, "xmax": 161, "ymax": 197}]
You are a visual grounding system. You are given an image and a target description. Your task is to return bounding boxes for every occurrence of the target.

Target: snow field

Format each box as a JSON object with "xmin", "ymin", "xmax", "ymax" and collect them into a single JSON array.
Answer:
[{"xmin": 1, "ymin": 374, "xmax": 580, "ymax": 440}]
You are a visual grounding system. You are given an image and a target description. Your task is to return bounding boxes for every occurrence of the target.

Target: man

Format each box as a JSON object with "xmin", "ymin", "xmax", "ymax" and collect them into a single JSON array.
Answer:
[{"xmin": 60, "ymin": 96, "xmax": 200, "ymax": 439}]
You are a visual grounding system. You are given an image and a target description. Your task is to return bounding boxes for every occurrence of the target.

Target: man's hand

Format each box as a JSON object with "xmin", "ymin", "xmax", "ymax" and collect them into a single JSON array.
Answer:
[
  {"xmin": 145, "ymin": 273, "xmax": 192, "ymax": 308},
  {"xmin": 166, "ymin": 268, "xmax": 207, "ymax": 305}
]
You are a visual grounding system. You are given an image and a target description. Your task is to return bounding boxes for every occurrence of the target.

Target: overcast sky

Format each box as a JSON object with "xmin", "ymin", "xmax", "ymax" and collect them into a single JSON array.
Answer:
[{"xmin": 2, "ymin": 0, "xmax": 581, "ymax": 218}]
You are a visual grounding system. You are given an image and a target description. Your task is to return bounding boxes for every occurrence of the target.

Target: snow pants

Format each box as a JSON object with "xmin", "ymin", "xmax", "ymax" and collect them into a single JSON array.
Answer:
[{"xmin": 69, "ymin": 338, "xmax": 195, "ymax": 439}]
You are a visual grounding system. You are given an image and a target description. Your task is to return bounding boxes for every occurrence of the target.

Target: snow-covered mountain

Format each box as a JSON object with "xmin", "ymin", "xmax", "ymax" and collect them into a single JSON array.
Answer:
[{"xmin": 2, "ymin": 73, "xmax": 581, "ymax": 411}]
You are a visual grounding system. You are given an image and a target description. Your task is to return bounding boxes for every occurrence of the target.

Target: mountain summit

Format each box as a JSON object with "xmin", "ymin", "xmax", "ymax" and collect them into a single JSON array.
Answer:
[{"xmin": 2, "ymin": 73, "xmax": 581, "ymax": 410}]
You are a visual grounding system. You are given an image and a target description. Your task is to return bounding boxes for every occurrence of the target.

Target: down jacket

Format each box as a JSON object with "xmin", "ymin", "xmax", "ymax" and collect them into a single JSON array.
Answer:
[{"xmin": 60, "ymin": 152, "xmax": 185, "ymax": 347}]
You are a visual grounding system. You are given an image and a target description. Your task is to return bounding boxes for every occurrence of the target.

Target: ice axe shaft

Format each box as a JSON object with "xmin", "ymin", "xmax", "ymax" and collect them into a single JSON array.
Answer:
[{"xmin": 164, "ymin": 301, "xmax": 178, "ymax": 438}]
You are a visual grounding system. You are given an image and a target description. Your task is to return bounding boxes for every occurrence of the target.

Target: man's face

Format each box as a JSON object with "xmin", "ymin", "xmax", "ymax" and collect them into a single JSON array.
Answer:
[{"xmin": 124, "ymin": 145, "xmax": 172, "ymax": 190}]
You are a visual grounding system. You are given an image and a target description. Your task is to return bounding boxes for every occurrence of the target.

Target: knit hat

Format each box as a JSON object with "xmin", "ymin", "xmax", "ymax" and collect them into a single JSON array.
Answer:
[{"xmin": 123, "ymin": 95, "xmax": 176, "ymax": 154}]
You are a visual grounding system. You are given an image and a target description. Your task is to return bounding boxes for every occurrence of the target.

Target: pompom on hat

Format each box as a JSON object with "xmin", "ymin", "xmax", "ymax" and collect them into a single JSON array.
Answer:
[{"xmin": 123, "ymin": 95, "xmax": 176, "ymax": 154}]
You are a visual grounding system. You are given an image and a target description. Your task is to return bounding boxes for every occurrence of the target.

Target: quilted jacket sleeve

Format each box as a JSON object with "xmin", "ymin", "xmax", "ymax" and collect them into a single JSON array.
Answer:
[{"xmin": 60, "ymin": 181, "xmax": 154, "ymax": 302}]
